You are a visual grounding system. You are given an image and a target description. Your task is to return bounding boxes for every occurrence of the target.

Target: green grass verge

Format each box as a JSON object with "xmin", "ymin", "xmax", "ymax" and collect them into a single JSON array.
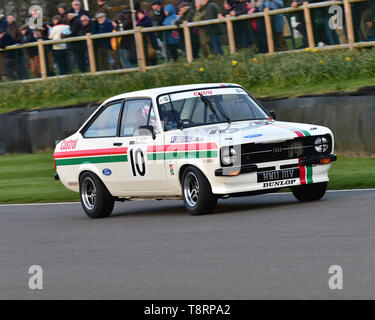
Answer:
[
  {"xmin": 0, "ymin": 153, "xmax": 373, "ymax": 204},
  {"xmin": 2, "ymin": 48, "xmax": 375, "ymax": 113}
]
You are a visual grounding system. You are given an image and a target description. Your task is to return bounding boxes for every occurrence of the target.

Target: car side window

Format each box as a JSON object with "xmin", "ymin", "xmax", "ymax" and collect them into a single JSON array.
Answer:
[
  {"xmin": 120, "ymin": 99, "xmax": 155, "ymax": 137},
  {"xmin": 83, "ymin": 101, "xmax": 122, "ymax": 138}
]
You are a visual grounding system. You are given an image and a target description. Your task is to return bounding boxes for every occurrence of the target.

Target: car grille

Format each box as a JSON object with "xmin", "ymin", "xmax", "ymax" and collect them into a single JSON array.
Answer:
[{"xmin": 239, "ymin": 134, "xmax": 332, "ymax": 165}]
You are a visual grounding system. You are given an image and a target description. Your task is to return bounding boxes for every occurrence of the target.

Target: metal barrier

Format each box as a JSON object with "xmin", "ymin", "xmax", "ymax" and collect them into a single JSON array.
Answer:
[{"xmin": 0, "ymin": 0, "xmax": 371, "ymax": 82}]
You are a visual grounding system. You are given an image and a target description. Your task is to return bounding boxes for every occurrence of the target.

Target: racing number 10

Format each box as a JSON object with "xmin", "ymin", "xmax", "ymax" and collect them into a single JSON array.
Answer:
[{"xmin": 129, "ymin": 149, "xmax": 146, "ymax": 177}]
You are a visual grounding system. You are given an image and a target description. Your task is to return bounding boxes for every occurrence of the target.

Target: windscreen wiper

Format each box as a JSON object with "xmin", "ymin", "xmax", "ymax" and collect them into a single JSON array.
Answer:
[
  {"xmin": 198, "ymin": 93, "xmax": 231, "ymax": 124},
  {"xmin": 168, "ymin": 94, "xmax": 183, "ymax": 129}
]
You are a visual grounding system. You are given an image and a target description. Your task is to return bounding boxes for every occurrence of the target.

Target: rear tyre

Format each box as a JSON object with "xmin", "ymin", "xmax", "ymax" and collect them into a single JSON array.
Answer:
[
  {"xmin": 292, "ymin": 182, "xmax": 328, "ymax": 202},
  {"xmin": 79, "ymin": 172, "xmax": 114, "ymax": 219},
  {"xmin": 182, "ymin": 166, "xmax": 217, "ymax": 215}
]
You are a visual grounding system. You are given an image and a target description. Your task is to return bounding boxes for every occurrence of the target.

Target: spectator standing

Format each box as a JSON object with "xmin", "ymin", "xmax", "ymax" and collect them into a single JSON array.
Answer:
[
  {"xmin": 291, "ymin": 0, "xmax": 308, "ymax": 48},
  {"xmin": 49, "ymin": 15, "xmax": 70, "ymax": 75},
  {"xmin": 57, "ymin": 3, "xmax": 70, "ymax": 25},
  {"xmin": 6, "ymin": 14, "xmax": 28, "ymax": 80},
  {"xmin": 151, "ymin": 0, "xmax": 167, "ymax": 60},
  {"xmin": 69, "ymin": 1, "xmax": 90, "ymax": 19},
  {"xmin": 176, "ymin": 2, "xmax": 200, "ymax": 59},
  {"xmin": 66, "ymin": 13, "xmax": 87, "ymax": 72},
  {"xmin": 77, "ymin": 15, "xmax": 91, "ymax": 71},
  {"xmin": 221, "ymin": 0, "xmax": 252, "ymax": 49},
  {"xmin": 202, "ymin": 0, "xmax": 223, "ymax": 55},
  {"xmin": 162, "ymin": 4, "xmax": 180, "ymax": 61},
  {"xmin": 19, "ymin": 25, "xmax": 40, "ymax": 78},
  {"xmin": 193, "ymin": 0, "xmax": 209, "ymax": 58},
  {"xmin": 40, "ymin": 23, "xmax": 56, "ymax": 76},
  {"xmin": 0, "ymin": 28, "xmax": 17, "ymax": 81},
  {"xmin": 137, "ymin": 9, "xmax": 159, "ymax": 66},
  {"xmin": 115, "ymin": 11, "xmax": 135, "ymax": 69},
  {"xmin": 0, "ymin": 14, "xmax": 7, "ymax": 30},
  {"xmin": 151, "ymin": 0, "xmax": 167, "ymax": 27},
  {"xmin": 361, "ymin": 2, "xmax": 375, "ymax": 41},
  {"xmin": 259, "ymin": 0, "xmax": 287, "ymax": 51},
  {"xmin": 92, "ymin": 12, "xmax": 114, "ymax": 71}
]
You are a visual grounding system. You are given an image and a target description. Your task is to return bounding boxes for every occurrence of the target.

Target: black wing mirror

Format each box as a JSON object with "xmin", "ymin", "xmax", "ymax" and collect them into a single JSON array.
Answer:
[
  {"xmin": 269, "ymin": 111, "xmax": 276, "ymax": 120},
  {"xmin": 139, "ymin": 125, "xmax": 156, "ymax": 140}
]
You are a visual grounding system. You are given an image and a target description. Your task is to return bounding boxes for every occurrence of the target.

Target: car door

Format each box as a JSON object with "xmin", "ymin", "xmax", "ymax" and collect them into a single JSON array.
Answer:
[
  {"xmin": 80, "ymin": 100, "xmax": 125, "ymax": 195},
  {"xmin": 113, "ymin": 98, "xmax": 168, "ymax": 195}
]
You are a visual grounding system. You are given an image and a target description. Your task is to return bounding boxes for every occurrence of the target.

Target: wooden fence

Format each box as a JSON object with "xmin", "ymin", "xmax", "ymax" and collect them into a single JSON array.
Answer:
[{"xmin": 0, "ymin": 0, "xmax": 371, "ymax": 82}]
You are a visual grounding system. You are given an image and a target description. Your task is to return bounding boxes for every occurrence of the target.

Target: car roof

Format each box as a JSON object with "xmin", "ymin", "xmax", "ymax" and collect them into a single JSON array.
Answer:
[{"xmin": 103, "ymin": 83, "xmax": 241, "ymax": 104}]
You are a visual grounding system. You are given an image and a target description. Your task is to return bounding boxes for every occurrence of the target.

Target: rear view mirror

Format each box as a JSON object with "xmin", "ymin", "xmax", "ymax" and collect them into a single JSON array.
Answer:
[{"xmin": 139, "ymin": 125, "xmax": 156, "ymax": 140}]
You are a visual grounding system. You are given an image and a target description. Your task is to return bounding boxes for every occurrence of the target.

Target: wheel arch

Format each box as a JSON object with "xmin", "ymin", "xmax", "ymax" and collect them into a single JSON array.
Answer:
[{"xmin": 178, "ymin": 164, "xmax": 213, "ymax": 190}]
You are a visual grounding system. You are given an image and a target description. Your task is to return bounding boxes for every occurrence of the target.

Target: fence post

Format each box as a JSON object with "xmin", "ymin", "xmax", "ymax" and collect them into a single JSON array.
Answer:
[
  {"xmin": 264, "ymin": 8, "xmax": 275, "ymax": 54},
  {"xmin": 86, "ymin": 33, "xmax": 96, "ymax": 74},
  {"xmin": 343, "ymin": 0, "xmax": 355, "ymax": 50},
  {"xmin": 183, "ymin": 21, "xmax": 194, "ymax": 63},
  {"xmin": 303, "ymin": 1, "xmax": 315, "ymax": 48},
  {"xmin": 225, "ymin": 15, "xmax": 236, "ymax": 55},
  {"xmin": 135, "ymin": 27, "xmax": 146, "ymax": 72},
  {"xmin": 37, "ymin": 39, "xmax": 47, "ymax": 80}
]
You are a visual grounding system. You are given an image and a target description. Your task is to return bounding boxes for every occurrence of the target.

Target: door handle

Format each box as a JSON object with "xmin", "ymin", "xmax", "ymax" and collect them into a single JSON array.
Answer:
[{"xmin": 113, "ymin": 142, "xmax": 123, "ymax": 147}]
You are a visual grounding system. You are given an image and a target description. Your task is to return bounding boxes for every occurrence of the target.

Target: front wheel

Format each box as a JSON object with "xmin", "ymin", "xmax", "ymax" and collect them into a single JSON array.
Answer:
[
  {"xmin": 292, "ymin": 182, "xmax": 328, "ymax": 202},
  {"xmin": 79, "ymin": 172, "xmax": 115, "ymax": 219},
  {"xmin": 182, "ymin": 167, "xmax": 217, "ymax": 215}
]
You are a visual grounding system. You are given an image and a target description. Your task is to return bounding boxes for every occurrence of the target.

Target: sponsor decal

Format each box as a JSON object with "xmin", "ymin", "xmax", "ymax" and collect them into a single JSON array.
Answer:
[
  {"xmin": 193, "ymin": 90, "xmax": 213, "ymax": 96},
  {"xmin": 102, "ymin": 168, "xmax": 112, "ymax": 176},
  {"xmin": 244, "ymin": 134, "xmax": 263, "ymax": 139},
  {"xmin": 263, "ymin": 179, "xmax": 297, "ymax": 188},
  {"xmin": 60, "ymin": 138, "xmax": 78, "ymax": 151},
  {"xmin": 68, "ymin": 182, "xmax": 78, "ymax": 186},
  {"xmin": 170, "ymin": 136, "xmax": 204, "ymax": 143},
  {"xmin": 169, "ymin": 164, "xmax": 175, "ymax": 176},
  {"xmin": 158, "ymin": 95, "xmax": 170, "ymax": 104}
]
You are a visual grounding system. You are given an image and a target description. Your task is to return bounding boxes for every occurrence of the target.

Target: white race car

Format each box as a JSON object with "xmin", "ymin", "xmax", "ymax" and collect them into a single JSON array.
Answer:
[{"xmin": 53, "ymin": 83, "xmax": 336, "ymax": 218}]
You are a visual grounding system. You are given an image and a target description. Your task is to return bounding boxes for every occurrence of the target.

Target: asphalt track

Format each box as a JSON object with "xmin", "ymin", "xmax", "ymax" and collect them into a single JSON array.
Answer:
[{"xmin": 0, "ymin": 189, "xmax": 374, "ymax": 299}]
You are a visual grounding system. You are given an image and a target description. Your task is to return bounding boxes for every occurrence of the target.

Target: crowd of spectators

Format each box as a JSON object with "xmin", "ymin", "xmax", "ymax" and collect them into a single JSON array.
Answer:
[{"xmin": 0, "ymin": 0, "xmax": 374, "ymax": 81}]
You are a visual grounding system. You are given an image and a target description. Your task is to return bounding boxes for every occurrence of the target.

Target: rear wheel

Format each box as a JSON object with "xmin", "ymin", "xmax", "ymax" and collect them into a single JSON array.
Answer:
[
  {"xmin": 292, "ymin": 182, "xmax": 328, "ymax": 202},
  {"xmin": 79, "ymin": 172, "xmax": 114, "ymax": 219},
  {"xmin": 182, "ymin": 166, "xmax": 217, "ymax": 215}
]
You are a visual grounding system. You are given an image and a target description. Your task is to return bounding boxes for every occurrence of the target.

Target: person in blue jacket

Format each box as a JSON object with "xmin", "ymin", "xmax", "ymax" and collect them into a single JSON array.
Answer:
[
  {"xmin": 92, "ymin": 12, "xmax": 114, "ymax": 71},
  {"xmin": 259, "ymin": 0, "xmax": 287, "ymax": 51},
  {"xmin": 162, "ymin": 4, "xmax": 180, "ymax": 61}
]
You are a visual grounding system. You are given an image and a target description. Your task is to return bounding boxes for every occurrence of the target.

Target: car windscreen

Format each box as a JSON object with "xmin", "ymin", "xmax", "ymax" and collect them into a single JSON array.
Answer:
[{"xmin": 157, "ymin": 87, "xmax": 269, "ymax": 131}]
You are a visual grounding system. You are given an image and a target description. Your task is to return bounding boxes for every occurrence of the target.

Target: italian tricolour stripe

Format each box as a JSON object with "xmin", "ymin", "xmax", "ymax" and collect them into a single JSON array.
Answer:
[
  {"xmin": 54, "ymin": 147, "xmax": 128, "ymax": 166},
  {"xmin": 147, "ymin": 143, "xmax": 218, "ymax": 160},
  {"xmin": 293, "ymin": 129, "xmax": 313, "ymax": 185}
]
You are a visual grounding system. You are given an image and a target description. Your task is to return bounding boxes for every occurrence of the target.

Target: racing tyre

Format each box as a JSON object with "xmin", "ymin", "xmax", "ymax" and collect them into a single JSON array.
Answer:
[
  {"xmin": 79, "ymin": 172, "xmax": 115, "ymax": 219},
  {"xmin": 292, "ymin": 182, "xmax": 328, "ymax": 202},
  {"xmin": 182, "ymin": 166, "xmax": 217, "ymax": 215}
]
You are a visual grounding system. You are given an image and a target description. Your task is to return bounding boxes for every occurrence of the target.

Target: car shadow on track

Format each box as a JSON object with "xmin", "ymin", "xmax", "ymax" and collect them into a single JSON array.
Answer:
[{"xmin": 109, "ymin": 194, "xmax": 304, "ymax": 219}]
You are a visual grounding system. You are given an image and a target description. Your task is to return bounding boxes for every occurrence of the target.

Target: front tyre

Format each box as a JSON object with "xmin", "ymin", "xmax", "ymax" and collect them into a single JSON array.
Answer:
[
  {"xmin": 182, "ymin": 167, "xmax": 217, "ymax": 215},
  {"xmin": 292, "ymin": 182, "xmax": 328, "ymax": 202},
  {"xmin": 79, "ymin": 172, "xmax": 114, "ymax": 219}
]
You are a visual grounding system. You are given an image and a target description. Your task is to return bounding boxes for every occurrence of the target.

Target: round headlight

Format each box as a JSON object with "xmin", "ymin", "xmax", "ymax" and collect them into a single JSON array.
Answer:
[
  {"xmin": 314, "ymin": 137, "xmax": 329, "ymax": 153},
  {"xmin": 221, "ymin": 147, "xmax": 237, "ymax": 166}
]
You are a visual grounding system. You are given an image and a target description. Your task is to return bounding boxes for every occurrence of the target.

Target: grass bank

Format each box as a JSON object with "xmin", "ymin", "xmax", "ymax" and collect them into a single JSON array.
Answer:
[
  {"xmin": 0, "ymin": 153, "xmax": 373, "ymax": 204},
  {"xmin": 2, "ymin": 48, "xmax": 375, "ymax": 113}
]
